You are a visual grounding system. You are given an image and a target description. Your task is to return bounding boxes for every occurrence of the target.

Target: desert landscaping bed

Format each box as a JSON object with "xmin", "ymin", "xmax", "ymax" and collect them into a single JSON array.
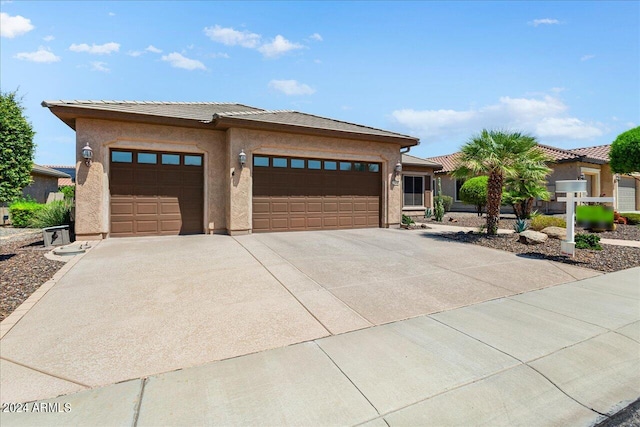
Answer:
[{"xmin": 0, "ymin": 230, "xmax": 65, "ymax": 321}]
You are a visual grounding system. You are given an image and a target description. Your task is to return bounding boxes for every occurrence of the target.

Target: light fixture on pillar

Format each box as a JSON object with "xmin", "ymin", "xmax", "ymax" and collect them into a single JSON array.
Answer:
[
  {"xmin": 82, "ymin": 143, "xmax": 93, "ymax": 166},
  {"xmin": 239, "ymin": 149, "xmax": 247, "ymax": 169},
  {"xmin": 392, "ymin": 161, "xmax": 402, "ymax": 185}
]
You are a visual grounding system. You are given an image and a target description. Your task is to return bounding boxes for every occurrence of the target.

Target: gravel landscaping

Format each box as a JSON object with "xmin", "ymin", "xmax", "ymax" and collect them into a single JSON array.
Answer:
[{"xmin": 0, "ymin": 229, "xmax": 65, "ymax": 322}]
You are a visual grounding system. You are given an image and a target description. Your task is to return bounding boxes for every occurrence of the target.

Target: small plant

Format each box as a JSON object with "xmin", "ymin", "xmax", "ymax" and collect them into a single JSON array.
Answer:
[
  {"xmin": 513, "ymin": 218, "xmax": 529, "ymax": 233},
  {"xmin": 434, "ymin": 195, "xmax": 453, "ymax": 212},
  {"xmin": 621, "ymin": 213, "xmax": 640, "ymax": 225},
  {"xmin": 60, "ymin": 186, "xmax": 75, "ymax": 201},
  {"xmin": 402, "ymin": 214, "xmax": 415, "ymax": 226},
  {"xmin": 424, "ymin": 207, "xmax": 432, "ymax": 219},
  {"xmin": 8, "ymin": 199, "xmax": 44, "ymax": 228},
  {"xmin": 529, "ymin": 209, "xmax": 542, "ymax": 219},
  {"xmin": 530, "ymin": 215, "xmax": 566, "ymax": 231},
  {"xmin": 29, "ymin": 200, "xmax": 72, "ymax": 228},
  {"xmin": 434, "ymin": 178, "xmax": 445, "ymax": 222},
  {"xmin": 575, "ymin": 233, "xmax": 602, "ymax": 250},
  {"xmin": 477, "ymin": 224, "xmax": 487, "ymax": 234}
]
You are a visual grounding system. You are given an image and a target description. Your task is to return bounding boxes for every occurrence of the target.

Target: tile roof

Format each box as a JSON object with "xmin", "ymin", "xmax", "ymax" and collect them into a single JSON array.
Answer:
[
  {"xmin": 42, "ymin": 100, "xmax": 418, "ymax": 144},
  {"xmin": 426, "ymin": 143, "xmax": 592, "ymax": 173},
  {"xmin": 58, "ymin": 177, "xmax": 74, "ymax": 187},
  {"xmin": 569, "ymin": 144, "xmax": 610, "ymax": 162},
  {"xmin": 401, "ymin": 153, "xmax": 442, "ymax": 168},
  {"xmin": 32, "ymin": 164, "xmax": 71, "ymax": 178}
]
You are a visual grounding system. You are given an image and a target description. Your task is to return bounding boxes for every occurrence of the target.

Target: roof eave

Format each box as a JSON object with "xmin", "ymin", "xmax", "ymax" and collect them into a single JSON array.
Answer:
[{"xmin": 212, "ymin": 116, "xmax": 419, "ymax": 147}]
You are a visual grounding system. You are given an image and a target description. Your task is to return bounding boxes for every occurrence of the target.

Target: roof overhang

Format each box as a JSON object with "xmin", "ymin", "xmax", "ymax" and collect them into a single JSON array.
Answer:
[{"xmin": 43, "ymin": 102, "xmax": 419, "ymax": 148}]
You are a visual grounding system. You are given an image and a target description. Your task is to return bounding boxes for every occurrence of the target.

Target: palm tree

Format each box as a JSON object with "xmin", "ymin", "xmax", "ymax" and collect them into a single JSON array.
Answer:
[
  {"xmin": 452, "ymin": 130, "xmax": 549, "ymax": 234},
  {"xmin": 503, "ymin": 149, "xmax": 552, "ymax": 219}
]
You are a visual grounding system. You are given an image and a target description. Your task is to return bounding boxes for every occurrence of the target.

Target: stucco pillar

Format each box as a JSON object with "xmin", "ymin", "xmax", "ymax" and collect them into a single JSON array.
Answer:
[
  {"xmin": 75, "ymin": 120, "xmax": 107, "ymax": 239},
  {"xmin": 226, "ymin": 128, "xmax": 252, "ymax": 235},
  {"xmin": 387, "ymin": 153, "xmax": 402, "ymax": 227}
]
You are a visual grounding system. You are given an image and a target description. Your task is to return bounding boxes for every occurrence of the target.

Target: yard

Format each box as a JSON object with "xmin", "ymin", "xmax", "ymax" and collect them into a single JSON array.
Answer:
[{"xmin": 419, "ymin": 212, "xmax": 640, "ymax": 272}]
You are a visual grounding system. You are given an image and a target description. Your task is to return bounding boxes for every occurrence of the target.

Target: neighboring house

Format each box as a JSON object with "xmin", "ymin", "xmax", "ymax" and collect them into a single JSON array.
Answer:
[
  {"xmin": 425, "ymin": 143, "xmax": 639, "ymax": 213},
  {"xmin": 400, "ymin": 154, "xmax": 442, "ymax": 219},
  {"xmin": 43, "ymin": 100, "xmax": 419, "ymax": 239},
  {"xmin": 22, "ymin": 164, "xmax": 71, "ymax": 203},
  {"xmin": 44, "ymin": 165, "xmax": 76, "ymax": 187}
]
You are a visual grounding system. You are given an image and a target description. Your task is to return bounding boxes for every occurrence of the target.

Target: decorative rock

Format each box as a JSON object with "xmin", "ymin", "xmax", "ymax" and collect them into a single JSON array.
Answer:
[
  {"xmin": 541, "ymin": 226, "xmax": 566, "ymax": 240},
  {"xmin": 519, "ymin": 230, "xmax": 548, "ymax": 245}
]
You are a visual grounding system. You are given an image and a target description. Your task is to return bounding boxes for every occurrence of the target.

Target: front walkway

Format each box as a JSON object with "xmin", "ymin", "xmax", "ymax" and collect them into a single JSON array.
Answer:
[{"xmin": 2, "ymin": 268, "xmax": 638, "ymax": 426}]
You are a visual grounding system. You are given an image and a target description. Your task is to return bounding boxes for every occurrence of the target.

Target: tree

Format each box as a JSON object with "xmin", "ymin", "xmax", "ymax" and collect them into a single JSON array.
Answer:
[
  {"xmin": 452, "ymin": 130, "xmax": 544, "ymax": 235},
  {"xmin": 502, "ymin": 147, "xmax": 552, "ymax": 219},
  {"xmin": 459, "ymin": 176, "xmax": 488, "ymax": 216},
  {"xmin": 609, "ymin": 126, "xmax": 640, "ymax": 174},
  {"xmin": 0, "ymin": 91, "xmax": 35, "ymax": 203}
]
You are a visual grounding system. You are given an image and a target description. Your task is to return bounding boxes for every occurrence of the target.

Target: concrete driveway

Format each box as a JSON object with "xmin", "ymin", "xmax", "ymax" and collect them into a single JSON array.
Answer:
[{"xmin": 1, "ymin": 228, "xmax": 604, "ymax": 404}]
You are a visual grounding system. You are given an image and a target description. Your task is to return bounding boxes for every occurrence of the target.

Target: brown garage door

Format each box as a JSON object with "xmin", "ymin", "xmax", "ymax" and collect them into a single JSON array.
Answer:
[
  {"xmin": 110, "ymin": 149, "xmax": 203, "ymax": 237},
  {"xmin": 252, "ymin": 156, "xmax": 381, "ymax": 232}
]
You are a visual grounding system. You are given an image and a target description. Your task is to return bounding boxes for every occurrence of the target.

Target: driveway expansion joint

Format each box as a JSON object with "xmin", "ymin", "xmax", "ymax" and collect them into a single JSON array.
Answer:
[
  {"xmin": 131, "ymin": 377, "xmax": 147, "ymax": 427},
  {"xmin": 0, "ymin": 356, "xmax": 91, "ymax": 389}
]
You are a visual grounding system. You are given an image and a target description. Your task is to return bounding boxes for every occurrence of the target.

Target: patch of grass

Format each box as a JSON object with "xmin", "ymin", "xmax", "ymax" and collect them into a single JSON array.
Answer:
[
  {"xmin": 621, "ymin": 212, "xmax": 640, "ymax": 225},
  {"xmin": 530, "ymin": 215, "xmax": 566, "ymax": 231}
]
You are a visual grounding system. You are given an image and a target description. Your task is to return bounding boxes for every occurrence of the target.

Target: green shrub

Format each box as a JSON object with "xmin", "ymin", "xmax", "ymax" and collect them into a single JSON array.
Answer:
[
  {"xmin": 402, "ymin": 214, "xmax": 415, "ymax": 225},
  {"xmin": 621, "ymin": 213, "xmax": 640, "ymax": 225},
  {"xmin": 29, "ymin": 200, "xmax": 72, "ymax": 228},
  {"xmin": 609, "ymin": 126, "xmax": 640, "ymax": 174},
  {"xmin": 424, "ymin": 207, "xmax": 432, "ymax": 219},
  {"xmin": 459, "ymin": 176, "xmax": 488, "ymax": 216},
  {"xmin": 530, "ymin": 215, "xmax": 566, "ymax": 231},
  {"xmin": 60, "ymin": 186, "xmax": 75, "ymax": 200},
  {"xmin": 434, "ymin": 195, "xmax": 453, "ymax": 212},
  {"xmin": 9, "ymin": 200, "xmax": 44, "ymax": 227},
  {"xmin": 575, "ymin": 233, "xmax": 602, "ymax": 250},
  {"xmin": 513, "ymin": 218, "xmax": 529, "ymax": 233}
]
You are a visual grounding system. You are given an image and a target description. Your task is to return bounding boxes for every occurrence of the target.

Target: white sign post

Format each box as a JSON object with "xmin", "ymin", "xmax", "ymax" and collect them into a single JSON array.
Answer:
[{"xmin": 556, "ymin": 180, "xmax": 614, "ymax": 257}]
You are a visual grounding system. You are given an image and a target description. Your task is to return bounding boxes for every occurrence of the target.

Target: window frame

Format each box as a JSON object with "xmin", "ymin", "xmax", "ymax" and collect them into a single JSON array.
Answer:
[{"xmin": 403, "ymin": 175, "xmax": 425, "ymax": 207}]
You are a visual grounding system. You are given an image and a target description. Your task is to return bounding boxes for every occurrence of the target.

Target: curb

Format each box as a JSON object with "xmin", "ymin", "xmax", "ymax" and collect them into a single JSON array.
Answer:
[{"xmin": 0, "ymin": 241, "xmax": 100, "ymax": 339}]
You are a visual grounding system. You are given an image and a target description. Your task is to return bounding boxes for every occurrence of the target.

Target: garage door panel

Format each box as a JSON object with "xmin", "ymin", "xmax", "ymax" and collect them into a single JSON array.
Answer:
[
  {"xmin": 290, "ymin": 217, "xmax": 306, "ymax": 229},
  {"xmin": 271, "ymin": 218, "xmax": 289, "ymax": 230},
  {"xmin": 307, "ymin": 217, "xmax": 323, "ymax": 228},
  {"xmin": 110, "ymin": 150, "xmax": 203, "ymax": 237}
]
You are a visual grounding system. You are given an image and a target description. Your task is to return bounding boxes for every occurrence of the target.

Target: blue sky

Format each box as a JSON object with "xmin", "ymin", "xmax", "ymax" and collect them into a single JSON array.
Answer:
[{"xmin": 1, "ymin": 1, "xmax": 638, "ymax": 165}]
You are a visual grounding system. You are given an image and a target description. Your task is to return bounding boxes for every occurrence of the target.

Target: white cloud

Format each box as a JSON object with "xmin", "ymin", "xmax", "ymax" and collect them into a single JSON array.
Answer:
[
  {"xmin": 580, "ymin": 54, "xmax": 595, "ymax": 61},
  {"xmin": 146, "ymin": 45, "xmax": 162, "ymax": 53},
  {"xmin": 530, "ymin": 18, "xmax": 560, "ymax": 27},
  {"xmin": 268, "ymin": 79, "xmax": 315, "ymax": 95},
  {"xmin": 208, "ymin": 52, "xmax": 230, "ymax": 59},
  {"xmin": 69, "ymin": 42, "xmax": 120, "ymax": 54},
  {"xmin": 310, "ymin": 33, "xmax": 323, "ymax": 41},
  {"xmin": 392, "ymin": 94, "xmax": 605, "ymax": 143},
  {"xmin": 14, "ymin": 47, "xmax": 60, "ymax": 63},
  {"xmin": 108, "ymin": 12, "xmax": 115, "ymax": 16},
  {"xmin": 626, "ymin": 122, "xmax": 637, "ymax": 129},
  {"xmin": 127, "ymin": 50, "xmax": 143, "ymax": 57},
  {"xmin": 90, "ymin": 61, "xmax": 110, "ymax": 72},
  {"xmin": 1, "ymin": 12, "xmax": 34, "ymax": 38},
  {"xmin": 258, "ymin": 35, "xmax": 303, "ymax": 58},
  {"xmin": 43, "ymin": 35, "xmax": 55, "ymax": 42},
  {"xmin": 161, "ymin": 52, "xmax": 206, "ymax": 70},
  {"xmin": 204, "ymin": 25, "xmax": 261, "ymax": 48}
]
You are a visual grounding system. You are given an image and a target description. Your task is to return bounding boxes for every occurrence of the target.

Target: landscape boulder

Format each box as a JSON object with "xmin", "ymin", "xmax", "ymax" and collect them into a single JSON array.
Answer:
[
  {"xmin": 519, "ymin": 230, "xmax": 548, "ymax": 245},
  {"xmin": 540, "ymin": 226, "xmax": 566, "ymax": 240}
]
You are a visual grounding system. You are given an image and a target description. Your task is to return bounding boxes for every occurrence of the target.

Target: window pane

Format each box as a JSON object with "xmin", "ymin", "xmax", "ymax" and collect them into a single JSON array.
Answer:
[
  {"xmin": 324, "ymin": 161, "xmax": 337, "ymax": 170},
  {"xmin": 368, "ymin": 163, "xmax": 379, "ymax": 172},
  {"xmin": 184, "ymin": 155, "xmax": 202, "ymax": 166},
  {"xmin": 253, "ymin": 156, "xmax": 269, "ymax": 167},
  {"xmin": 403, "ymin": 176, "xmax": 414, "ymax": 193},
  {"xmin": 340, "ymin": 162, "xmax": 352, "ymax": 171},
  {"xmin": 162, "ymin": 154, "xmax": 180, "ymax": 165},
  {"xmin": 137, "ymin": 153, "xmax": 157, "ymax": 164},
  {"xmin": 112, "ymin": 151, "xmax": 132, "ymax": 163},
  {"xmin": 291, "ymin": 159, "xmax": 305, "ymax": 169},
  {"xmin": 308, "ymin": 160, "xmax": 321, "ymax": 169},
  {"xmin": 273, "ymin": 158, "xmax": 287, "ymax": 168},
  {"xmin": 354, "ymin": 162, "xmax": 366, "ymax": 172},
  {"xmin": 415, "ymin": 177, "xmax": 424, "ymax": 193}
]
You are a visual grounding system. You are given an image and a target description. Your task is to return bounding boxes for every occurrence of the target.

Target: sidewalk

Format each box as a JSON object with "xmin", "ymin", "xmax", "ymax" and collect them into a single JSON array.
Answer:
[{"xmin": 2, "ymin": 267, "xmax": 638, "ymax": 426}]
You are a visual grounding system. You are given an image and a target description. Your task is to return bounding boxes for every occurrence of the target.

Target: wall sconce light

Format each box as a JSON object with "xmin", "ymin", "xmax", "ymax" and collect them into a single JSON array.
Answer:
[
  {"xmin": 82, "ymin": 143, "xmax": 93, "ymax": 166},
  {"xmin": 392, "ymin": 161, "xmax": 402, "ymax": 185},
  {"xmin": 579, "ymin": 173, "xmax": 585, "ymax": 181},
  {"xmin": 239, "ymin": 149, "xmax": 247, "ymax": 169}
]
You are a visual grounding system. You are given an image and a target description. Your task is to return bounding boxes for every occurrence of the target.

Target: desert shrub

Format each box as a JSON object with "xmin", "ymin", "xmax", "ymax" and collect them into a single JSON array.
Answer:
[
  {"xmin": 60, "ymin": 186, "xmax": 75, "ymax": 200},
  {"xmin": 621, "ymin": 213, "xmax": 640, "ymax": 225},
  {"xmin": 424, "ymin": 207, "xmax": 432, "ymax": 219},
  {"xmin": 434, "ymin": 195, "xmax": 453, "ymax": 212},
  {"xmin": 29, "ymin": 200, "xmax": 72, "ymax": 228},
  {"xmin": 402, "ymin": 214, "xmax": 415, "ymax": 225},
  {"xmin": 575, "ymin": 233, "xmax": 602, "ymax": 250},
  {"xmin": 513, "ymin": 218, "xmax": 529, "ymax": 233},
  {"xmin": 9, "ymin": 199, "xmax": 44, "ymax": 227},
  {"xmin": 530, "ymin": 215, "xmax": 566, "ymax": 231},
  {"xmin": 459, "ymin": 176, "xmax": 488, "ymax": 216}
]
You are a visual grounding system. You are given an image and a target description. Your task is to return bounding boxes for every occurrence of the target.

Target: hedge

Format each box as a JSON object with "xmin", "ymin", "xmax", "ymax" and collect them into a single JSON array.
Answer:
[{"xmin": 9, "ymin": 200, "xmax": 44, "ymax": 228}]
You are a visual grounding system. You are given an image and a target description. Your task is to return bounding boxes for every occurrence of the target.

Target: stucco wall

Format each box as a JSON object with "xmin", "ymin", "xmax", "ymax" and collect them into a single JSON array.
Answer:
[
  {"xmin": 226, "ymin": 127, "xmax": 402, "ymax": 234},
  {"xmin": 22, "ymin": 174, "xmax": 59, "ymax": 204},
  {"xmin": 75, "ymin": 118, "xmax": 227, "ymax": 239},
  {"xmin": 75, "ymin": 119, "xmax": 403, "ymax": 238},
  {"xmin": 401, "ymin": 165, "xmax": 436, "ymax": 216}
]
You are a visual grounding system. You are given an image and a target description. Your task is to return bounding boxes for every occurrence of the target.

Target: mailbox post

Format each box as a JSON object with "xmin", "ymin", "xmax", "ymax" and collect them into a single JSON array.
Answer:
[{"xmin": 556, "ymin": 180, "xmax": 614, "ymax": 257}]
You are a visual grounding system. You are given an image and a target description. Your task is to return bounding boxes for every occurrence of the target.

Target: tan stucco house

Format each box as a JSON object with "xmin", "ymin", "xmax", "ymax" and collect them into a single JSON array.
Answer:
[
  {"xmin": 426, "ymin": 143, "xmax": 639, "ymax": 213},
  {"xmin": 42, "ymin": 100, "xmax": 419, "ymax": 239},
  {"xmin": 22, "ymin": 164, "xmax": 71, "ymax": 203}
]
